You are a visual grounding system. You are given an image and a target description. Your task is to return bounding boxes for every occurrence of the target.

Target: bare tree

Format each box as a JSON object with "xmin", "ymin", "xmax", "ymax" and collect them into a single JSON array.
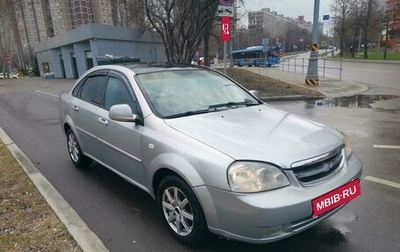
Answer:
[
  {"xmin": 144, "ymin": 0, "xmax": 220, "ymax": 65},
  {"xmin": 109, "ymin": 0, "xmax": 147, "ymax": 29},
  {"xmin": 331, "ymin": 0, "xmax": 353, "ymax": 57},
  {"xmin": 0, "ymin": 0, "xmax": 15, "ymax": 75},
  {"xmin": 18, "ymin": 0, "xmax": 34, "ymax": 66},
  {"xmin": 358, "ymin": 0, "xmax": 384, "ymax": 58},
  {"xmin": 13, "ymin": 0, "xmax": 25, "ymax": 68},
  {"xmin": 346, "ymin": 0, "xmax": 362, "ymax": 58},
  {"xmin": 2, "ymin": 0, "xmax": 26, "ymax": 69}
]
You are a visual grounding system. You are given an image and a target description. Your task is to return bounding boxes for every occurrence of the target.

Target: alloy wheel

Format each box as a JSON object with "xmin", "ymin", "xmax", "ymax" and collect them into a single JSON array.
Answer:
[
  {"xmin": 161, "ymin": 186, "xmax": 194, "ymax": 236},
  {"xmin": 68, "ymin": 132, "xmax": 80, "ymax": 162}
]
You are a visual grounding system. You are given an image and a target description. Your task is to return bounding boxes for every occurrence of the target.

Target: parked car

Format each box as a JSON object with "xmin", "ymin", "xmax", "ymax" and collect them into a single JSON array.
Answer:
[
  {"xmin": 59, "ymin": 64, "xmax": 362, "ymax": 246},
  {"xmin": 191, "ymin": 58, "xmax": 198, "ymax": 65},
  {"xmin": 0, "ymin": 72, "xmax": 18, "ymax": 79}
]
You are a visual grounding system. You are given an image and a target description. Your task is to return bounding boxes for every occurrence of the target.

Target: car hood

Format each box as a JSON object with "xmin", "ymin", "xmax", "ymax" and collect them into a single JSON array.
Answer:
[{"xmin": 164, "ymin": 104, "xmax": 342, "ymax": 168}]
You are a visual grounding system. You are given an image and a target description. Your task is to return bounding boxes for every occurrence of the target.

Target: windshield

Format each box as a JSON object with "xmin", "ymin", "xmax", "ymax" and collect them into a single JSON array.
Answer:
[{"xmin": 135, "ymin": 69, "xmax": 261, "ymax": 118}]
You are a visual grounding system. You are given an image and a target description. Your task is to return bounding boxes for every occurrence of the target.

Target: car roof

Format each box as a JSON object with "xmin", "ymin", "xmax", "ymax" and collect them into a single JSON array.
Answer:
[{"xmin": 93, "ymin": 63, "xmax": 205, "ymax": 75}]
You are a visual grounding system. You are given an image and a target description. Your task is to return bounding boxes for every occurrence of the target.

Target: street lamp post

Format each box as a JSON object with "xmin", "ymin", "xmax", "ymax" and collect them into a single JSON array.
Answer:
[{"xmin": 305, "ymin": 0, "xmax": 320, "ymax": 86}]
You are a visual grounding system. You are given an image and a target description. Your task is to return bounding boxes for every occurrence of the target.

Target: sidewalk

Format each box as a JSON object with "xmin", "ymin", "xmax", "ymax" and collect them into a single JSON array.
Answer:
[{"xmin": 244, "ymin": 67, "xmax": 368, "ymax": 98}]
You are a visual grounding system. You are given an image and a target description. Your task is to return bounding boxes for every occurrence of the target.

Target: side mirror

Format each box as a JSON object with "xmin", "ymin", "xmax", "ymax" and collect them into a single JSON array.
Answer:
[
  {"xmin": 109, "ymin": 104, "xmax": 137, "ymax": 122},
  {"xmin": 249, "ymin": 90, "xmax": 260, "ymax": 98}
]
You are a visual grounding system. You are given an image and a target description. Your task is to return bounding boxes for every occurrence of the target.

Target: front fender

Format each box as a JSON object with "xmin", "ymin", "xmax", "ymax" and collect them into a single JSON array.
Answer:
[
  {"xmin": 148, "ymin": 152, "xmax": 204, "ymax": 195},
  {"xmin": 146, "ymin": 144, "xmax": 234, "ymax": 196}
]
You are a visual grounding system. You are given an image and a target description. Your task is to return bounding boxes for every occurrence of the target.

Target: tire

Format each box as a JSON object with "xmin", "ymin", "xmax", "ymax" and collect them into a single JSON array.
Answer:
[
  {"xmin": 66, "ymin": 129, "xmax": 91, "ymax": 169},
  {"xmin": 157, "ymin": 175, "xmax": 209, "ymax": 246}
]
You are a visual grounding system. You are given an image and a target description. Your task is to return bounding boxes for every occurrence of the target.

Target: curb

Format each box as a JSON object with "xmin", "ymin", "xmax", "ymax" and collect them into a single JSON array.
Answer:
[
  {"xmin": 327, "ymin": 58, "xmax": 400, "ymax": 65},
  {"xmin": 261, "ymin": 95, "xmax": 325, "ymax": 101},
  {"xmin": 0, "ymin": 127, "xmax": 109, "ymax": 252}
]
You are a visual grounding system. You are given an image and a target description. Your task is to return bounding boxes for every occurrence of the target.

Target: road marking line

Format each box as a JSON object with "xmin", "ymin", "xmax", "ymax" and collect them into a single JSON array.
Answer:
[
  {"xmin": 365, "ymin": 176, "xmax": 400, "ymax": 190},
  {"xmin": 35, "ymin": 90, "xmax": 58, "ymax": 98},
  {"xmin": 373, "ymin": 145, "xmax": 400, "ymax": 149}
]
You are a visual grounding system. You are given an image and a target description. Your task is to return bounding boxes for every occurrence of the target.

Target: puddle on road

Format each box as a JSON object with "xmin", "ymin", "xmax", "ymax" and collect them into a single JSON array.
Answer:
[{"xmin": 309, "ymin": 95, "xmax": 398, "ymax": 108}]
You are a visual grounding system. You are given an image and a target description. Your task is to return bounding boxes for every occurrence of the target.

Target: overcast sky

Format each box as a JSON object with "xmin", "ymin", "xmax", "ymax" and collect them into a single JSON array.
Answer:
[{"xmin": 239, "ymin": 0, "xmax": 333, "ymax": 23}]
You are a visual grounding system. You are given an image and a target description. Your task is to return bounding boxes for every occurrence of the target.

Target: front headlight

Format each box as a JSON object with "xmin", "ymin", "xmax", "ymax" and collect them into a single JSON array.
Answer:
[
  {"xmin": 340, "ymin": 131, "xmax": 353, "ymax": 158},
  {"xmin": 227, "ymin": 161, "xmax": 290, "ymax": 193}
]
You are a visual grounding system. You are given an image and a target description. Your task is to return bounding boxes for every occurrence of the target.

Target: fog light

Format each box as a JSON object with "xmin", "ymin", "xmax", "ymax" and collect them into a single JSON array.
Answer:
[{"xmin": 263, "ymin": 225, "xmax": 282, "ymax": 238}]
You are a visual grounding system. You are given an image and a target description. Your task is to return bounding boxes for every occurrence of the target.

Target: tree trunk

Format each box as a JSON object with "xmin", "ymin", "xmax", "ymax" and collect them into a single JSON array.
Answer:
[
  {"xmin": 340, "ymin": 23, "xmax": 345, "ymax": 57},
  {"xmin": 363, "ymin": 31, "xmax": 368, "ymax": 59},
  {"xmin": 8, "ymin": 0, "xmax": 25, "ymax": 68}
]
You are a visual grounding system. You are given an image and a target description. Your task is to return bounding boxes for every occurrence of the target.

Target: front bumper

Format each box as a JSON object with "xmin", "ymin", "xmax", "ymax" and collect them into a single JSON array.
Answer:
[{"xmin": 194, "ymin": 154, "xmax": 362, "ymax": 244}]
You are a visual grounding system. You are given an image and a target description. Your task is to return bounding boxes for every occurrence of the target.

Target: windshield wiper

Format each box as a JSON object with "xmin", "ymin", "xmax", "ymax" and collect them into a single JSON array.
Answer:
[
  {"xmin": 163, "ymin": 101, "xmax": 260, "ymax": 119},
  {"xmin": 208, "ymin": 101, "xmax": 259, "ymax": 110},
  {"xmin": 163, "ymin": 109, "xmax": 209, "ymax": 119}
]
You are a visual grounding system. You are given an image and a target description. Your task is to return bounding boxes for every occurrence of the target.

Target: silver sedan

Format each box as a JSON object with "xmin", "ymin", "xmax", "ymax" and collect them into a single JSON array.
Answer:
[{"xmin": 59, "ymin": 64, "xmax": 362, "ymax": 246}]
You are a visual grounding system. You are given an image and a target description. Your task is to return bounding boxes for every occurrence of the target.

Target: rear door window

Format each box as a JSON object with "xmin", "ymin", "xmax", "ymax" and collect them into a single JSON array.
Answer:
[{"xmin": 79, "ymin": 75, "xmax": 107, "ymax": 106}]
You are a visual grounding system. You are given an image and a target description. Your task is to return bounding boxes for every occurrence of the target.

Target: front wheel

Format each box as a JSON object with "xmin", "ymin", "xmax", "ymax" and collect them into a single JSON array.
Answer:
[
  {"xmin": 157, "ymin": 176, "xmax": 209, "ymax": 246},
  {"xmin": 66, "ymin": 129, "xmax": 92, "ymax": 169}
]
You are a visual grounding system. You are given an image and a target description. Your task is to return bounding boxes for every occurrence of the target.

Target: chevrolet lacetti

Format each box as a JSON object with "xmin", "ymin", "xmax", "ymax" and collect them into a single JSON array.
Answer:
[{"xmin": 59, "ymin": 64, "xmax": 362, "ymax": 246}]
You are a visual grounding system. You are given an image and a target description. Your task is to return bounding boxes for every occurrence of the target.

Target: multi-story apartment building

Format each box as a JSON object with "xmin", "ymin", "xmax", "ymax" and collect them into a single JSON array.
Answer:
[
  {"xmin": 248, "ymin": 8, "xmax": 313, "ymax": 38},
  {"xmin": 48, "ymin": 0, "xmax": 115, "ymax": 35},
  {"xmin": 247, "ymin": 8, "xmax": 317, "ymax": 51},
  {"xmin": 13, "ymin": 0, "xmax": 145, "ymax": 60},
  {"xmin": 4, "ymin": 0, "xmax": 161, "ymax": 78},
  {"xmin": 16, "ymin": 0, "xmax": 145, "ymax": 40},
  {"xmin": 385, "ymin": 0, "xmax": 400, "ymax": 48}
]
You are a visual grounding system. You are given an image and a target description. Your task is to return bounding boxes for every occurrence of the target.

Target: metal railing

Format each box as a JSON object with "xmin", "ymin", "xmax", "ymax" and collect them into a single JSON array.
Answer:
[{"xmin": 278, "ymin": 57, "xmax": 344, "ymax": 80}]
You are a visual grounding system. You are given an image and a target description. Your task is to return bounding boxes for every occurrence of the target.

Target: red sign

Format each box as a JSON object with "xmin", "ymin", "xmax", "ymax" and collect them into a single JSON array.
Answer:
[
  {"xmin": 312, "ymin": 179, "xmax": 361, "ymax": 217},
  {"xmin": 221, "ymin": 16, "xmax": 231, "ymax": 41}
]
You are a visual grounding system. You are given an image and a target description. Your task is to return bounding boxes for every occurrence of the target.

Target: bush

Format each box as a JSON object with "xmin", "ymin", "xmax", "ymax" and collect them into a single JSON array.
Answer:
[
  {"xmin": 16, "ymin": 68, "xmax": 29, "ymax": 77},
  {"xmin": 31, "ymin": 57, "xmax": 40, "ymax": 77}
]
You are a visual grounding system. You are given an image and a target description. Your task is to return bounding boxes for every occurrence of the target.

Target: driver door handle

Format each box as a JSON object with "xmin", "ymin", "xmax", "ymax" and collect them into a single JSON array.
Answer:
[{"xmin": 98, "ymin": 117, "xmax": 108, "ymax": 126}]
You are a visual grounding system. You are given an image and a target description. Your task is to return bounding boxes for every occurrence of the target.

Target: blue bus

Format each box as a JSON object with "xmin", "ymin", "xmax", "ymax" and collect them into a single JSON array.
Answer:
[{"xmin": 232, "ymin": 46, "xmax": 280, "ymax": 67}]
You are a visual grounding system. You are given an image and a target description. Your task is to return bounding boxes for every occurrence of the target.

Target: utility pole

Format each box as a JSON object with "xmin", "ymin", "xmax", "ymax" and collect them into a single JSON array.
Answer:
[
  {"xmin": 305, "ymin": 0, "xmax": 320, "ymax": 86},
  {"xmin": 332, "ymin": 0, "xmax": 338, "ymax": 57},
  {"xmin": 229, "ymin": 0, "xmax": 237, "ymax": 68}
]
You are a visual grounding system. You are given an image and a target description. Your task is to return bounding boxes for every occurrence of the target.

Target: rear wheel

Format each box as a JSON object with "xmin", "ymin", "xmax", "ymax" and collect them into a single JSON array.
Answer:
[
  {"xmin": 157, "ymin": 175, "xmax": 208, "ymax": 246},
  {"xmin": 66, "ymin": 129, "xmax": 91, "ymax": 169}
]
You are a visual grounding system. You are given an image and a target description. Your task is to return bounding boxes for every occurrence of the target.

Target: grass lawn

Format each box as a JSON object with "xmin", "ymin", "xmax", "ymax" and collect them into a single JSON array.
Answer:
[
  {"xmin": 0, "ymin": 139, "xmax": 81, "ymax": 251},
  {"xmin": 339, "ymin": 49, "xmax": 400, "ymax": 60},
  {"xmin": 216, "ymin": 68, "xmax": 323, "ymax": 98}
]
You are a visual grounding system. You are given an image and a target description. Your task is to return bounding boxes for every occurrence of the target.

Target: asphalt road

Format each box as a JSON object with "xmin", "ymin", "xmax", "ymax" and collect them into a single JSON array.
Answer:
[{"xmin": 0, "ymin": 77, "xmax": 399, "ymax": 251}]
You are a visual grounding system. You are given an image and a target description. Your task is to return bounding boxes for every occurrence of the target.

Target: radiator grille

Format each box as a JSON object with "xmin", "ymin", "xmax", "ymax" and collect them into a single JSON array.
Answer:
[{"xmin": 292, "ymin": 146, "xmax": 344, "ymax": 186}]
